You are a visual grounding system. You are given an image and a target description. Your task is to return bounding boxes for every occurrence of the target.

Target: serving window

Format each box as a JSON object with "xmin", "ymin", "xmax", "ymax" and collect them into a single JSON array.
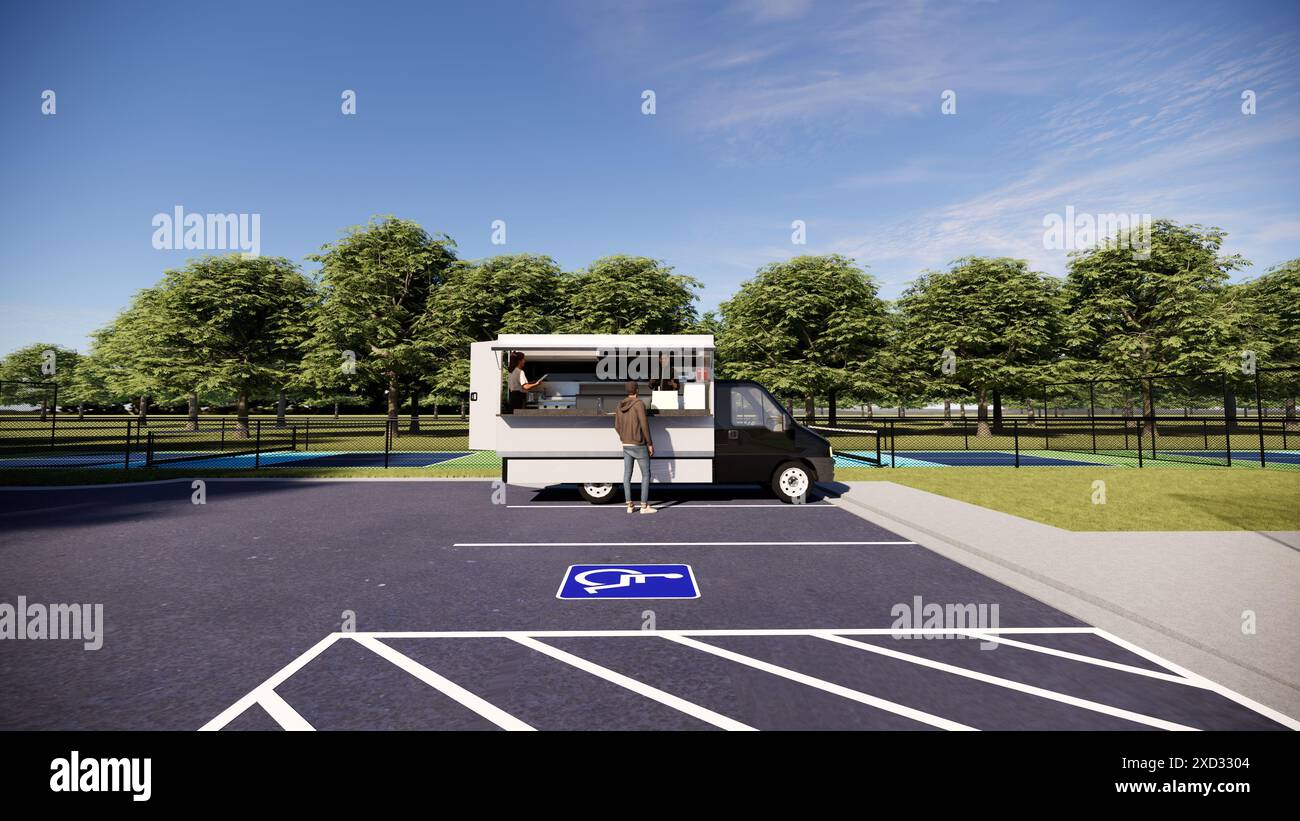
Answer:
[{"xmin": 500, "ymin": 347, "xmax": 713, "ymax": 413}]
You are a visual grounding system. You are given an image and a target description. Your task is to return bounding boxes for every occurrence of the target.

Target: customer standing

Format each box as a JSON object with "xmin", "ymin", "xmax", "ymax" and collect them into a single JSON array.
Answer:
[{"xmin": 615, "ymin": 380, "xmax": 656, "ymax": 514}]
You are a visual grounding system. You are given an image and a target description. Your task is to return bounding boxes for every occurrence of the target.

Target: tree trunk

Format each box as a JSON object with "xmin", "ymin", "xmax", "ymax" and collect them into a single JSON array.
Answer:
[
  {"xmin": 409, "ymin": 394, "xmax": 421, "ymax": 433},
  {"xmin": 992, "ymin": 389, "xmax": 1002, "ymax": 434},
  {"xmin": 187, "ymin": 392, "xmax": 199, "ymax": 431},
  {"xmin": 333, "ymin": 401, "xmax": 340, "ymax": 420},
  {"xmin": 804, "ymin": 395, "xmax": 815, "ymax": 426},
  {"xmin": 460, "ymin": 400, "xmax": 466, "ymax": 422},
  {"xmin": 1285, "ymin": 396, "xmax": 1297, "ymax": 432},
  {"xmin": 942, "ymin": 400, "xmax": 952, "ymax": 428},
  {"xmin": 40, "ymin": 400, "xmax": 48, "ymax": 422},
  {"xmin": 827, "ymin": 391, "xmax": 837, "ymax": 426},
  {"xmin": 1025, "ymin": 402, "xmax": 1035, "ymax": 426},
  {"xmin": 976, "ymin": 387, "xmax": 990, "ymax": 437},
  {"xmin": 276, "ymin": 389, "xmax": 287, "ymax": 428},
  {"xmin": 433, "ymin": 401, "xmax": 439, "ymax": 419},
  {"xmin": 137, "ymin": 395, "xmax": 149, "ymax": 428},
  {"xmin": 235, "ymin": 392, "xmax": 250, "ymax": 438},
  {"xmin": 78, "ymin": 403, "xmax": 85, "ymax": 421},
  {"xmin": 1142, "ymin": 383, "xmax": 1157, "ymax": 439},
  {"xmin": 387, "ymin": 377, "xmax": 400, "ymax": 439}
]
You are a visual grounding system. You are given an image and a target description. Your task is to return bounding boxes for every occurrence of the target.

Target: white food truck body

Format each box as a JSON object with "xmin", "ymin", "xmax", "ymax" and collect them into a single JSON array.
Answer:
[{"xmin": 468, "ymin": 334, "xmax": 836, "ymax": 502}]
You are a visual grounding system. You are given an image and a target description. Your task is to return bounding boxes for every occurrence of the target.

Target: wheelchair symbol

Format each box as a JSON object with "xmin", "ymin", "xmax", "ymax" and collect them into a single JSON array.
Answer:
[{"xmin": 573, "ymin": 567, "xmax": 685, "ymax": 594}]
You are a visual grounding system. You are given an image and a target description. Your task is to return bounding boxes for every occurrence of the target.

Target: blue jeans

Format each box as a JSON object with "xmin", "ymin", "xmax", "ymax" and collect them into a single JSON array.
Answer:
[{"xmin": 622, "ymin": 444, "xmax": 650, "ymax": 504}]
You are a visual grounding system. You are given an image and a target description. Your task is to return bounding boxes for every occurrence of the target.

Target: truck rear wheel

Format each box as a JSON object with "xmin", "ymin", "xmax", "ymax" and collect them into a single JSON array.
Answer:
[
  {"xmin": 578, "ymin": 483, "xmax": 617, "ymax": 504},
  {"xmin": 771, "ymin": 461, "xmax": 813, "ymax": 503}
]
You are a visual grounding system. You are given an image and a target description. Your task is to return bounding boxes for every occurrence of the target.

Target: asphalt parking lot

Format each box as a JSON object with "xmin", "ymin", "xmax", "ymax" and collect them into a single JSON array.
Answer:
[{"xmin": 0, "ymin": 479, "xmax": 1290, "ymax": 731}]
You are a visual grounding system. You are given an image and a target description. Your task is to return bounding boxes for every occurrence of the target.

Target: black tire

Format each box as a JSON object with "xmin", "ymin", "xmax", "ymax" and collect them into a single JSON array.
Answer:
[
  {"xmin": 578, "ymin": 483, "xmax": 618, "ymax": 504},
  {"xmin": 771, "ymin": 461, "xmax": 814, "ymax": 504}
]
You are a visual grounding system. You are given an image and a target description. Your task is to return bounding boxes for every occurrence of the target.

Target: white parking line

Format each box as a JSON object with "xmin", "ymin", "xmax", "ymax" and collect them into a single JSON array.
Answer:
[
  {"xmin": 201, "ymin": 633, "xmax": 341, "ymax": 731},
  {"xmin": 257, "ymin": 689, "xmax": 314, "ymax": 731},
  {"xmin": 202, "ymin": 627, "xmax": 1296, "ymax": 731},
  {"xmin": 346, "ymin": 627, "xmax": 1097, "ymax": 639},
  {"xmin": 664, "ymin": 634, "xmax": 976, "ymax": 731},
  {"xmin": 353, "ymin": 636, "xmax": 535, "ymax": 731},
  {"xmin": 962, "ymin": 631, "xmax": 1205, "ymax": 687},
  {"xmin": 451, "ymin": 541, "xmax": 916, "ymax": 547},
  {"xmin": 1093, "ymin": 629, "xmax": 1300, "ymax": 731},
  {"xmin": 508, "ymin": 635, "xmax": 755, "ymax": 731},
  {"xmin": 505, "ymin": 504, "xmax": 835, "ymax": 509},
  {"xmin": 819, "ymin": 634, "xmax": 1199, "ymax": 731}
]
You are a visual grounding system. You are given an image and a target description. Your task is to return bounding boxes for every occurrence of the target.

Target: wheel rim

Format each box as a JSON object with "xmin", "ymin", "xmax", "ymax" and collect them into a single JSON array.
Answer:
[
  {"xmin": 779, "ymin": 468, "xmax": 809, "ymax": 498},
  {"xmin": 584, "ymin": 483, "xmax": 613, "ymax": 498}
]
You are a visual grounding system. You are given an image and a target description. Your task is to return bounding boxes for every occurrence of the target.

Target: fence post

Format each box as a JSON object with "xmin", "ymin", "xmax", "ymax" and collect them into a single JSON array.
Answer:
[
  {"xmin": 305, "ymin": 418, "xmax": 310, "ymax": 452},
  {"xmin": 889, "ymin": 420, "xmax": 896, "ymax": 468},
  {"xmin": 50, "ymin": 383, "xmax": 58, "ymax": 450},
  {"xmin": 1089, "ymin": 384, "xmax": 1097, "ymax": 454},
  {"xmin": 255, "ymin": 419, "xmax": 261, "ymax": 470},
  {"xmin": 1203, "ymin": 419, "xmax": 1208, "ymax": 450},
  {"xmin": 875, "ymin": 428, "xmax": 881, "ymax": 467},
  {"xmin": 291, "ymin": 424, "xmax": 297, "ymax": 452},
  {"xmin": 1013, "ymin": 420, "xmax": 1020, "ymax": 467},
  {"xmin": 1136, "ymin": 418, "xmax": 1142, "ymax": 468},
  {"xmin": 1225, "ymin": 413, "xmax": 1232, "ymax": 467},
  {"xmin": 221, "ymin": 418, "xmax": 226, "ymax": 451},
  {"xmin": 124, "ymin": 420, "xmax": 132, "ymax": 470},
  {"xmin": 1253, "ymin": 368, "xmax": 1263, "ymax": 465},
  {"xmin": 963, "ymin": 418, "xmax": 969, "ymax": 450},
  {"xmin": 385, "ymin": 420, "xmax": 392, "ymax": 468},
  {"xmin": 146, "ymin": 431, "xmax": 154, "ymax": 467}
]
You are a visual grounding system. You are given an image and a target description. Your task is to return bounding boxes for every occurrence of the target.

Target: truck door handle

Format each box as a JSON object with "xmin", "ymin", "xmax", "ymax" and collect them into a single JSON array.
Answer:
[{"xmin": 727, "ymin": 429, "xmax": 738, "ymax": 439}]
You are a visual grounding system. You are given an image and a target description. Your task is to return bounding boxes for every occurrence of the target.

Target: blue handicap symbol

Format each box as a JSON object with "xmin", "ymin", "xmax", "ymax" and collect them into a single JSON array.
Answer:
[{"xmin": 556, "ymin": 564, "xmax": 700, "ymax": 600}]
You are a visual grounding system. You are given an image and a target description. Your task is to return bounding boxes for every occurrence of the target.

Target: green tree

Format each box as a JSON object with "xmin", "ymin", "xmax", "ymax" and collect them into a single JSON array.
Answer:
[
  {"xmin": 151, "ymin": 254, "xmax": 314, "ymax": 437},
  {"xmin": 301, "ymin": 217, "xmax": 457, "ymax": 429},
  {"xmin": 0, "ymin": 343, "xmax": 80, "ymax": 419},
  {"xmin": 1239, "ymin": 258, "xmax": 1300, "ymax": 366},
  {"xmin": 77, "ymin": 289, "xmax": 182, "ymax": 426},
  {"xmin": 1240, "ymin": 258, "xmax": 1300, "ymax": 429},
  {"xmin": 895, "ymin": 257, "xmax": 1061, "ymax": 435},
  {"xmin": 558, "ymin": 255, "xmax": 701, "ymax": 334},
  {"xmin": 424, "ymin": 253, "xmax": 565, "ymax": 414},
  {"xmin": 1062, "ymin": 220, "xmax": 1248, "ymax": 428},
  {"xmin": 717, "ymin": 255, "xmax": 888, "ymax": 423}
]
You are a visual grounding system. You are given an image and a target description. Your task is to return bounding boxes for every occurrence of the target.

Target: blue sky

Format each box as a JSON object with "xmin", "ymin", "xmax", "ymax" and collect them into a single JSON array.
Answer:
[{"xmin": 2, "ymin": 0, "xmax": 1298, "ymax": 356}]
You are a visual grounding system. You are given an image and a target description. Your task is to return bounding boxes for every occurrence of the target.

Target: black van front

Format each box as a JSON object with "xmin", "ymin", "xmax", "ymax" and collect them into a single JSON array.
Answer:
[{"xmin": 713, "ymin": 380, "xmax": 834, "ymax": 501}]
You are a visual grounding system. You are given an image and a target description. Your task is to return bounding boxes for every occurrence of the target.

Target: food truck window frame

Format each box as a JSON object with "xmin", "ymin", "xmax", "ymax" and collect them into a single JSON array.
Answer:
[{"xmin": 492, "ymin": 345, "xmax": 713, "ymax": 415}]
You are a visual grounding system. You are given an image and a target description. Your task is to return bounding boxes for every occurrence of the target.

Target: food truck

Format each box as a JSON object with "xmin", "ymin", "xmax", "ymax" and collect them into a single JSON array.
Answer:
[{"xmin": 468, "ymin": 334, "xmax": 835, "ymax": 503}]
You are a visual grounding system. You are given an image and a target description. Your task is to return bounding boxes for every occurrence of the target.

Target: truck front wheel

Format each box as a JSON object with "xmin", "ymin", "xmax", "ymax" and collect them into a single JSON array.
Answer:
[
  {"xmin": 578, "ymin": 483, "xmax": 617, "ymax": 504},
  {"xmin": 771, "ymin": 462, "xmax": 814, "ymax": 503}
]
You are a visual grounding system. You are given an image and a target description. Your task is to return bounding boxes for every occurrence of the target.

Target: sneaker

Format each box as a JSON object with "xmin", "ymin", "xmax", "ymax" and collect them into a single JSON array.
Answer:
[{"xmin": 639, "ymin": 505, "xmax": 657, "ymax": 514}]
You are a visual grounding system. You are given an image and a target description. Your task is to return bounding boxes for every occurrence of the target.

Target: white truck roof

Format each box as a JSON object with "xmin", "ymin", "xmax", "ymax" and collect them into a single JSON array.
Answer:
[{"xmin": 492, "ymin": 333, "xmax": 714, "ymax": 354}]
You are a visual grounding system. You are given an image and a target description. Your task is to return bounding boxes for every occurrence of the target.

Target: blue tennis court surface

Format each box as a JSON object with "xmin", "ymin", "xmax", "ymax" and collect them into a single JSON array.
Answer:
[{"xmin": 835, "ymin": 451, "xmax": 1107, "ymax": 468}]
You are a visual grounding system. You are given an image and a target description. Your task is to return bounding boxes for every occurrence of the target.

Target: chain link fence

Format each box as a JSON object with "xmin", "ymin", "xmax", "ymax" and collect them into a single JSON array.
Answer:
[{"xmin": 0, "ymin": 416, "xmax": 498, "ymax": 472}]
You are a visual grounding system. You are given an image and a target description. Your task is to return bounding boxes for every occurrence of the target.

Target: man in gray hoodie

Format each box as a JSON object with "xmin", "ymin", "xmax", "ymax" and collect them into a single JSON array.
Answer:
[{"xmin": 614, "ymin": 380, "xmax": 657, "ymax": 514}]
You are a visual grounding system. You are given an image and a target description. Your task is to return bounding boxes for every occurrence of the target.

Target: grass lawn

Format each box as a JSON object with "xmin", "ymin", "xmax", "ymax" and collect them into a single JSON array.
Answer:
[{"xmin": 835, "ymin": 465, "xmax": 1300, "ymax": 531}]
